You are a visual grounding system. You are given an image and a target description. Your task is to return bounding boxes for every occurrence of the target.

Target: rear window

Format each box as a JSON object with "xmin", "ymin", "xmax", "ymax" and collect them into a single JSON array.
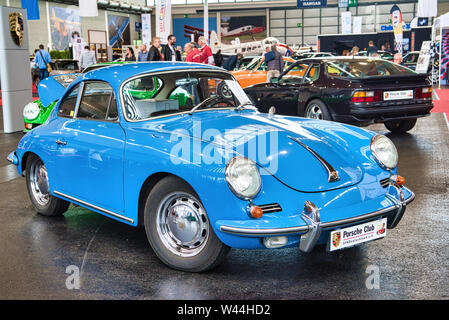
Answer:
[{"xmin": 326, "ymin": 59, "xmax": 416, "ymax": 78}]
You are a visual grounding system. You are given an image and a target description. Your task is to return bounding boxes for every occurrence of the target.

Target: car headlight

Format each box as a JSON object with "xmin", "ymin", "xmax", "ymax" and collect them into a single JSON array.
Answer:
[
  {"xmin": 225, "ymin": 157, "xmax": 261, "ymax": 199},
  {"xmin": 23, "ymin": 102, "xmax": 41, "ymax": 121},
  {"xmin": 370, "ymin": 135, "xmax": 398, "ymax": 170}
]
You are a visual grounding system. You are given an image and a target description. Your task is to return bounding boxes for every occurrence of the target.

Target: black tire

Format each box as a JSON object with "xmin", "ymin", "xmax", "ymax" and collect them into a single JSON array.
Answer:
[
  {"xmin": 304, "ymin": 99, "xmax": 332, "ymax": 120},
  {"xmin": 25, "ymin": 154, "xmax": 70, "ymax": 216},
  {"xmin": 143, "ymin": 176, "xmax": 230, "ymax": 272},
  {"xmin": 384, "ymin": 119, "xmax": 417, "ymax": 133}
]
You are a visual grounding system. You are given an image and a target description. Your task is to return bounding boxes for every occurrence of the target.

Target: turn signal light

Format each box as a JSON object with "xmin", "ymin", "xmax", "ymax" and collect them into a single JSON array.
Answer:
[
  {"xmin": 352, "ymin": 90, "xmax": 382, "ymax": 103},
  {"xmin": 249, "ymin": 205, "xmax": 263, "ymax": 219},
  {"xmin": 25, "ymin": 123, "xmax": 33, "ymax": 130},
  {"xmin": 415, "ymin": 87, "xmax": 432, "ymax": 99},
  {"xmin": 395, "ymin": 175, "xmax": 405, "ymax": 186}
]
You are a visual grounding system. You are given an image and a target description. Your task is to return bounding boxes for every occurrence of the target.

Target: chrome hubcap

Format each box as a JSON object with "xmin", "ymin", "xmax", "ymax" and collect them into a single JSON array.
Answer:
[
  {"xmin": 307, "ymin": 104, "xmax": 323, "ymax": 120},
  {"xmin": 156, "ymin": 192, "xmax": 209, "ymax": 257},
  {"xmin": 30, "ymin": 160, "xmax": 50, "ymax": 206}
]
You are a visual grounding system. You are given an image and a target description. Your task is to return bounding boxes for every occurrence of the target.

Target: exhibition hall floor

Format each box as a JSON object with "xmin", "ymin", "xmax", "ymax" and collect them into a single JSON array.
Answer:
[{"xmin": 0, "ymin": 112, "xmax": 447, "ymax": 299}]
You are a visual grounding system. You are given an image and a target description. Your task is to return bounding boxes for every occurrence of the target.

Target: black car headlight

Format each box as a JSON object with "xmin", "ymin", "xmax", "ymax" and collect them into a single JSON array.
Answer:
[
  {"xmin": 225, "ymin": 157, "xmax": 261, "ymax": 200},
  {"xmin": 370, "ymin": 135, "xmax": 398, "ymax": 170}
]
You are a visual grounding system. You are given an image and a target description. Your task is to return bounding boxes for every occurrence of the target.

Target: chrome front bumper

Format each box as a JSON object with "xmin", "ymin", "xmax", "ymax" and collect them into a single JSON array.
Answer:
[{"xmin": 220, "ymin": 186, "xmax": 415, "ymax": 253}]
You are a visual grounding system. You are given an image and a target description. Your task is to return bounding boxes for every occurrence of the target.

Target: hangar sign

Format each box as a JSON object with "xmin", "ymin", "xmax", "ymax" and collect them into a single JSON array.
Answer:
[{"xmin": 297, "ymin": 0, "xmax": 327, "ymax": 8}]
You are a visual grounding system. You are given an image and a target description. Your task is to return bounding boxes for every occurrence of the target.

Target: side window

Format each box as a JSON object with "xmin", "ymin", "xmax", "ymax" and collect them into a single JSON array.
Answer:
[
  {"xmin": 304, "ymin": 64, "xmax": 320, "ymax": 83},
  {"xmin": 58, "ymin": 83, "xmax": 81, "ymax": 118},
  {"xmin": 77, "ymin": 82, "xmax": 118, "ymax": 121},
  {"xmin": 280, "ymin": 63, "xmax": 310, "ymax": 84}
]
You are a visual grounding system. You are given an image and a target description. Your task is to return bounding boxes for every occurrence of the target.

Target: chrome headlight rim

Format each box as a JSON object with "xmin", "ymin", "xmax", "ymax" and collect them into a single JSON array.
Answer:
[
  {"xmin": 370, "ymin": 134, "xmax": 398, "ymax": 170},
  {"xmin": 225, "ymin": 156, "xmax": 261, "ymax": 200},
  {"xmin": 23, "ymin": 102, "xmax": 41, "ymax": 121}
]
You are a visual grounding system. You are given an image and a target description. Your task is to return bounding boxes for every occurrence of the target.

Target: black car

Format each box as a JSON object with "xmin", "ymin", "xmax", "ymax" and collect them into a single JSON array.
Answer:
[{"xmin": 244, "ymin": 57, "xmax": 433, "ymax": 133}]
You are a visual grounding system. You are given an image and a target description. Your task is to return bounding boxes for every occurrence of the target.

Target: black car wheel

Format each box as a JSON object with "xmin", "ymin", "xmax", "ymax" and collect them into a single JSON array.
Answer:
[
  {"xmin": 143, "ymin": 175, "xmax": 230, "ymax": 272},
  {"xmin": 305, "ymin": 100, "xmax": 332, "ymax": 121},
  {"xmin": 384, "ymin": 119, "xmax": 417, "ymax": 133},
  {"xmin": 26, "ymin": 154, "xmax": 70, "ymax": 216}
]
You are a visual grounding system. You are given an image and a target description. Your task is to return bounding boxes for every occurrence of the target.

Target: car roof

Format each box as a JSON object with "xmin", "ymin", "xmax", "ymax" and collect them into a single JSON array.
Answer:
[
  {"xmin": 76, "ymin": 62, "xmax": 224, "ymax": 89},
  {"xmin": 293, "ymin": 56, "xmax": 390, "ymax": 63}
]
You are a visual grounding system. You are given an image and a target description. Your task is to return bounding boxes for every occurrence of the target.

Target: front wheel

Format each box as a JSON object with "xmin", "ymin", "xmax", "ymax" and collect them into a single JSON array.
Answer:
[
  {"xmin": 143, "ymin": 176, "xmax": 230, "ymax": 272},
  {"xmin": 25, "ymin": 154, "xmax": 70, "ymax": 216},
  {"xmin": 384, "ymin": 119, "xmax": 417, "ymax": 133},
  {"xmin": 304, "ymin": 99, "xmax": 332, "ymax": 120}
]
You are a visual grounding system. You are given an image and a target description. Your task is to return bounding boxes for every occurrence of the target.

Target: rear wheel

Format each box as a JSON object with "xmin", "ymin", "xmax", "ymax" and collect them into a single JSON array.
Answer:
[
  {"xmin": 384, "ymin": 119, "xmax": 417, "ymax": 133},
  {"xmin": 143, "ymin": 176, "xmax": 230, "ymax": 272},
  {"xmin": 26, "ymin": 154, "xmax": 70, "ymax": 216},
  {"xmin": 305, "ymin": 99, "xmax": 332, "ymax": 121}
]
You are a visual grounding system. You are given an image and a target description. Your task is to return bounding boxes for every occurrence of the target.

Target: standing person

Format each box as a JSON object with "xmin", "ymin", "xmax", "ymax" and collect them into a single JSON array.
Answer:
[
  {"xmin": 266, "ymin": 45, "xmax": 284, "ymax": 83},
  {"xmin": 198, "ymin": 36, "xmax": 214, "ymax": 65},
  {"xmin": 214, "ymin": 50, "xmax": 224, "ymax": 67},
  {"xmin": 184, "ymin": 42, "xmax": 201, "ymax": 63},
  {"xmin": 34, "ymin": 44, "xmax": 52, "ymax": 81},
  {"xmin": 222, "ymin": 53, "xmax": 242, "ymax": 71},
  {"xmin": 148, "ymin": 37, "xmax": 163, "ymax": 61},
  {"xmin": 125, "ymin": 47, "xmax": 136, "ymax": 61},
  {"xmin": 350, "ymin": 46, "xmax": 360, "ymax": 56},
  {"xmin": 137, "ymin": 44, "xmax": 149, "ymax": 61},
  {"xmin": 79, "ymin": 45, "xmax": 96, "ymax": 70},
  {"xmin": 162, "ymin": 35, "xmax": 181, "ymax": 62},
  {"xmin": 367, "ymin": 41, "xmax": 378, "ymax": 56}
]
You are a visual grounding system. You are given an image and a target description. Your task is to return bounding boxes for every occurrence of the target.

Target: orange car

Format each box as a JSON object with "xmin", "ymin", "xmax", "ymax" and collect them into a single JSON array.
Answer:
[{"xmin": 232, "ymin": 56, "xmax": 296, "ymax": 88}]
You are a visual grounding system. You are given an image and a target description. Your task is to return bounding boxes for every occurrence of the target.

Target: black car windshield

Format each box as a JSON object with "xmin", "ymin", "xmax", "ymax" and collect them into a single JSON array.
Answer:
[
  {"xmin": 326, "ymin": 59, "xmax": 415, "ymax": 78},
  {"xmin": 122, "ymin": 71, "xmax": 254, "ymax": 120}
]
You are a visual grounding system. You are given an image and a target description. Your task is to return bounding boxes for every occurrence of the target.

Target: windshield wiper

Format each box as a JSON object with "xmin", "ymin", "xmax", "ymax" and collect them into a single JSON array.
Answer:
[{"xmin": 189, "ymin": 96, "xmax": 218, "ymax": 115}]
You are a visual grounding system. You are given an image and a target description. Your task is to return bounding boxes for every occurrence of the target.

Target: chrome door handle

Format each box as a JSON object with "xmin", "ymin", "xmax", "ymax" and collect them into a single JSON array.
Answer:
[{"xmin": 56, "ymin": 139, "xmax": 67, "ymax": 145}]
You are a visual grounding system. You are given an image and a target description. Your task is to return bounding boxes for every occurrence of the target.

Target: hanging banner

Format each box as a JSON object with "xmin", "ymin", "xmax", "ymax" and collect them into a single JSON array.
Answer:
[
  {"xmin": 21, "ymin": 0, "xmax": 40, "ymax": 20},
  {"xmin": 415, "ymin": 41, "xmax": 432, "ymax": 74},
  {"xmin": 390, "ymin": 5, "xmax": 403, "ymax": 56},
  {"xmin": 156, "ymin": 0, "xmax": 171, "ymax": 44},
  {"xmin": 141, "ymin": 13, "xmax": 152, "ymax": 46},
  {"xmin": 441, "ymin": 28, "xmax": 449, "ymax": 85},
  {"xmin": 79, "ymin": 0, "xmax": 98, "ymax": 17},
  {"xmin": 297, "ymin": 0, "xmax": 327, "ymax": 8},
  {"xmin": 417, "ymin": 0, "xmax": 437, "ymax": 18},
  {"xmin": 353, "ymin": 16, "xmax": 362, "ymax": 34},
  {"xmin": 341, "ymin": 11, "xmax": 352, "ymax": 35},
  {"xmin": 204, "ymin": 0, "xmax": 208, "ymax": 42}
]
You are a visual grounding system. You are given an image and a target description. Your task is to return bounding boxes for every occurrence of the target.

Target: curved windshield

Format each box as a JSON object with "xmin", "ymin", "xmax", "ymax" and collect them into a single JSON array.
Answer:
[
  {"xmin": 122, "ymin": 71, "xmax": 254, "ymax": 120},
  {"xmin": 326, "ymin": 59, "xmax": 416, "ymax": 78}
]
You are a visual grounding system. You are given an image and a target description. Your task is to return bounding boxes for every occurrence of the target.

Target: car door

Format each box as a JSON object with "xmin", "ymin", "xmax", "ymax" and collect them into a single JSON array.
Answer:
[
  {"xmin": 53, "ymin": 80, "xmax": 126, "ymax": 213},
  {"xmin": 297, "ymin": 63, "xmax": 322, "ymax": 116},
  {"xmin": 251, "ymin": 62, "xmax": 312, "ymax": 115}
]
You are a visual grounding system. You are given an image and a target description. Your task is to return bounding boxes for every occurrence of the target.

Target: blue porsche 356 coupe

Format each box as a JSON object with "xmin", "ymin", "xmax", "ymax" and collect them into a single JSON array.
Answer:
[{"xmin": 8, "ymin": 62, "xmax": 414, "ymax": 272}]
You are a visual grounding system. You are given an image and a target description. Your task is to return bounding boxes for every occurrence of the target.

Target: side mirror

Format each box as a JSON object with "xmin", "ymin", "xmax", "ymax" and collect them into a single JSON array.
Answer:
[{"xmin": 270, "ymin": 77, "xmax": 279, "ymax": 84}]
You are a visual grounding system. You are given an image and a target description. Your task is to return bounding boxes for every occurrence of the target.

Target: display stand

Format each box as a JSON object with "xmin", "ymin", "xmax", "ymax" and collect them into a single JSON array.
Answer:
[{"xmin": 0, "ymin": 6, "xmax": 32, "ymax": 133}]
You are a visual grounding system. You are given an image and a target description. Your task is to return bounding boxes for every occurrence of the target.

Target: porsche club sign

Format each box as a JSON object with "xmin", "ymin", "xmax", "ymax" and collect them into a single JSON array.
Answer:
[{"xmin": 9, "ymin": 12, "xmax": 24, "ymax": 47}]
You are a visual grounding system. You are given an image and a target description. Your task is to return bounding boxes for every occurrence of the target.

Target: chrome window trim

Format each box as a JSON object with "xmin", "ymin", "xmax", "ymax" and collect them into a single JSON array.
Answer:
[
  {"xmin": 118, "ymin": 68, "xmax": 237, "ymax": 123},
  {"xmin": 53, "ymin": 191, "xmax": 134, "ymax": 224}
]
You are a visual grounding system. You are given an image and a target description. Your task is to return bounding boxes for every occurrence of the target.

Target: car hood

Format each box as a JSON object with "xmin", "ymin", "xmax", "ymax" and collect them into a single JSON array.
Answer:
[
  {"xmin": 162, "ymin": 111, "xmax": 373, "ymax": 192},
  {"xmin": 38, "ymin": 73, "xmax": 82, "ymax": 106}
]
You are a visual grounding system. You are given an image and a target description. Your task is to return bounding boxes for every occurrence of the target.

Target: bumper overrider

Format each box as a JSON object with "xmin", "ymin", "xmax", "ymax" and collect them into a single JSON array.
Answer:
[{"xmin": 218, "ymin": 183, "xmax": 415, "ymax": 252}]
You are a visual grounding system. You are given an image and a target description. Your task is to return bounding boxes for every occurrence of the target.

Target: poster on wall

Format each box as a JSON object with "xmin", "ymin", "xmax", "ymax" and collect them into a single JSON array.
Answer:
[
  {"xmin": 341, "ymin": 11, "xmax": 352, "ymax": 34},
  {"xmin": 173, "ymin": 17, "xmax": 217, "ymax": 48},
  {"xmin": 220, "ymin": 15, "xmax": 266, "ymax": 44},
  {"xmin": 108, "ymin": 15, "xmax": 131, "ymax": 48},
  {"xmin": 49, "ymin": 6, "xmax": 82, "ymax": 51},
  {"xmin": 156, "ymin": 0, "xmax": 171, "ymax": 44}
]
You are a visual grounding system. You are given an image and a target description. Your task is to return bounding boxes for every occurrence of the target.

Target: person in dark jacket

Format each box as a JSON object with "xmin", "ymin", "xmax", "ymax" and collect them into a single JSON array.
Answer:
[
  {"xmin": 222, "ymin": 53, "xmax": 243, "ymax": 71},
  {"xmin": 266, "ymin": 45, "xmax": 284, "ymax": 82},
  {"xmin": 214, "ymin": 50, "xmax": 224, "ymax": 67},
  {"xmin": 124, "ymin": 47, "xmax": 136, "ymax": 61},
  {"xmin": 367, "ymin": 41, "xmax": 378, "ymax": 56},
  {"xmin": 148, "ymin": 37, "xmax": 162, "ymax": 61},
  {"xmin": 161, "ymin": 34, "xmax": 181, "ymax": 62}
]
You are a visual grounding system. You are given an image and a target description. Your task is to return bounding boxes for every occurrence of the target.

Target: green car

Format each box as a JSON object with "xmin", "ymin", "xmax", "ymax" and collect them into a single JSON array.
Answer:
[{"xmin": 23, "ymin": 62, "xmax": 193, "ymax": 132}]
